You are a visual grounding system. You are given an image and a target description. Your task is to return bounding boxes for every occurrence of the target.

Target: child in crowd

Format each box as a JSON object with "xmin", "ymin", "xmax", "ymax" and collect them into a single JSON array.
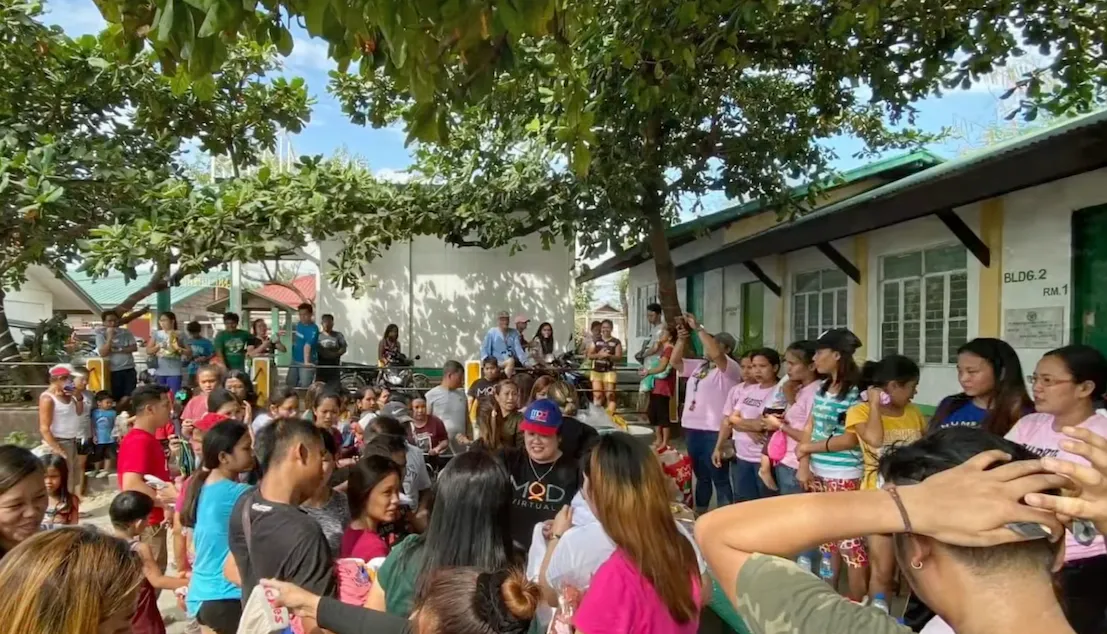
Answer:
[
  {"xmin": 182, "ymin": 365, "xmax": 223, "ymax": 432},
  {"xmin": 355, "ymin": 386, "xmax": 380, "ymax": 430},
  {"xmin": 110, "ymin": 491, "xmax": 189, "ymax": 634},
  {"xmin": 91, "ymin": 390, "xmax": 118, "ymax": 478},
  {"xmin": 302, "ymin": 381, "xmax": 329, "ymax": 422},
  {"xmin": 844, "ymin": 354, "xmax": 925, "ymax": 611},
  {"xmin": 251, "ymin": 386, "xmax": 300, "ymax": 436},
  {"xmin": 72, "ymin": 367, "xmax": 94, "ymax": 495},
  {"xmin": 185, "ymin": 321, "xmax": 215, "ymax": 388},
  {"xmin": 40, "ymin": 454, "xmax": 79, "ymax": 529}
]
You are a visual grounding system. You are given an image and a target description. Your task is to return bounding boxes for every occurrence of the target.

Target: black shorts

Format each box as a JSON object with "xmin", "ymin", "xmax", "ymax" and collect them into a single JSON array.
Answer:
[
  {"xmin": 110, "ymin": 368, "xmax": 138, "ymax": 402},
  {"xmin": 77, "ymin": 438, "xmax": 95, "ymax": 456},
  {"xmin": 647, "ymin": 393, "xmax": 673, "ymax": 428},
  {"xmin": 196, "ymin": 598, "xmax": 243, "ymax": 634},
  {"xmin": 92, "ymin": 442, "xmax": 118, "ymax": 462}
]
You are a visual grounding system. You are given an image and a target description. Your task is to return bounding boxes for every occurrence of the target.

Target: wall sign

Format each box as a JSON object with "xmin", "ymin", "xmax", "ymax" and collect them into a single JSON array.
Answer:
[{"xmin": 1004, "ymin": 307, "xmax": 1065, "ymax": 349}]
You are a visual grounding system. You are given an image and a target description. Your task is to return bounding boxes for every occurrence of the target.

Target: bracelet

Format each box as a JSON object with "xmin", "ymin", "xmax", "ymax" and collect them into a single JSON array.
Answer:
[
  {"xmin": 824, "ymin": 435, "xmax": 833, "ymax": 452},
  {"xmin": 550, "ymin": 533, "xmax": 563, "ymax": 540},
  {"xmin": 886, "ymin": 485, "xmax": 913, "ymax": 533}
]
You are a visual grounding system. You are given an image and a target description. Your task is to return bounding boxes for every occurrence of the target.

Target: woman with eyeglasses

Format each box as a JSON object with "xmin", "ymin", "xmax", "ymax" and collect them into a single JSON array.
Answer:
[{"xmin": 1003, "ymin": 344, "xmax": 1107, "ymax": 634}]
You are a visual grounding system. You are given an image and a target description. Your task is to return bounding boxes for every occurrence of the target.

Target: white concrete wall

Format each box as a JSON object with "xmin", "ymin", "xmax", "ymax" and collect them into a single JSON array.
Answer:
[
  {"xmin": 318, "ymin": 234, "xmax": 575, "ymax": 366},
  {"xmin": 1000, "ymin": 167, "xmax": 1107, "ymax": 378},
  {"xmin": 862, "ymin": 207, "xmax": 984, "ymax": 407},
  {"xmin": 626, "ymin": 228, "xmax": 782, "ymax": 358},
  {"xmin": 4, "ymin": 277, "xmax": 53, "ymax": 325}
]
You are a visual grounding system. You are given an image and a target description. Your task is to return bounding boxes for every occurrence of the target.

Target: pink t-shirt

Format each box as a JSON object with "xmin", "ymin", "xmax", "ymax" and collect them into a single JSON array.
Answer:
[
  {"xmin": 574, "ymin": 549, "xmax": 701, "ymax": 634},
  {"xmin": 339, "ymin": 527, "xmax": 390, "ymax": 562},
  {"xmin": 722, "ymin": 383, "xmax": 776, "ymax": 462},
  {"xmin": 181, "ymin": 395, "xmax": 208, "ymax": 425},
  {"xmin": 680, "ymin": 358, "xmax": 742, "ymax": 432},
  {"xmin": 779, "ymin": 382, "xmax": 820, "ymax": 470},
  {"xmin": 1006, "ymin": 412, "xmax": 1107, "ymax": 561}
]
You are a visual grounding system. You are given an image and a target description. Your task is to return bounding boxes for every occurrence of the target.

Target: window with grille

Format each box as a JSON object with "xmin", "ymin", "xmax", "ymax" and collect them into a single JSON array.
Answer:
[
  {"xmin": 635, "ymin": 283, "xmax": 659, "ymax": 337},
  {"xmin": 879, "ymin": 245, "xmax": 969, "ymax": 364},
  {"xmin": 792, "ymin": 269, "xmax": 849, "ymax": 343}
]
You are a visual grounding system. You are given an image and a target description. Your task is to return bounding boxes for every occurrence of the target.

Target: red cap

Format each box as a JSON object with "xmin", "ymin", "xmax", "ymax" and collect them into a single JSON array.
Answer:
[
  {"xmin": 48, "ymin": 365, "xmax": 72, "ymax": 378},
  {"xmin": 195, "ymin": 412, "xmax": 232, "ymax": 432}
]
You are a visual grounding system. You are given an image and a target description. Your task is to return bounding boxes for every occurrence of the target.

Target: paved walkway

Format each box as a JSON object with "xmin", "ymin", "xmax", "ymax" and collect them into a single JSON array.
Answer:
[{"xmin": 81, "ymin": 479, "xmax": 191, "ymax": 633}]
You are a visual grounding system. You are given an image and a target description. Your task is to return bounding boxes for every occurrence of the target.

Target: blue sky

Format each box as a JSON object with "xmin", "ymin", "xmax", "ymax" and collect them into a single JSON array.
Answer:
[{"xmin": 44, "ymin": 0, "xmax": 1029, "ymax": 188}]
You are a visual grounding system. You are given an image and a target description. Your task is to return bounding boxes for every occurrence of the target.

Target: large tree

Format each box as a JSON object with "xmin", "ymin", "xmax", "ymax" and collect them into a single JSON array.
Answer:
[
  {"xmin": 0, "ymin": 2, "xmax": 310, "ymax": 370},
  {"xmin": 325, "ymin": 1, "xmax": 1106, "ymax": 319},
  {"xmin": 90, "ymin": 0, "xmax": 1107, "ymax": 320}
]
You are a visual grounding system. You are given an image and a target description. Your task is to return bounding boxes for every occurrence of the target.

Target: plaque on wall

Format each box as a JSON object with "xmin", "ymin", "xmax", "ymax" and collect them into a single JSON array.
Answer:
[{"xmin": 1004, "ymin": 307, "xmax": 1065, "ymax": 349}]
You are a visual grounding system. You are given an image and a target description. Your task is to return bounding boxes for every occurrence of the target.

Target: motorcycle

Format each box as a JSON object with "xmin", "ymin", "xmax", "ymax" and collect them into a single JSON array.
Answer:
[
  {"xmin": 523, "ymin": 349, "xmax": 591, "ymax": 409},
  {"xmin": 377, "ymin": 351, "xmax": 431, "ymax": 394},
  {"xmin": 338, "ymin": 361, "xmax": 380, "ymax": 396}
]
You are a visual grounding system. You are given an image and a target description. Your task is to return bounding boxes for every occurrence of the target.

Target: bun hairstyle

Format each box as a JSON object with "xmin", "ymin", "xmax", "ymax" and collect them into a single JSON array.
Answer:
[
  {"xmin": 859, "ymin": 355, "xmax": 920, "ymax": 391},
  {"xmin": 415, "ymin": 567, "xmax": 538, "ymax": 634}
]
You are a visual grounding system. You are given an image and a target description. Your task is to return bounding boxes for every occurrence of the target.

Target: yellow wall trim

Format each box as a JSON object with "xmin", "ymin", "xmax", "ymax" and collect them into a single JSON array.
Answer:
[
  {"xmin": 853, "ymin": 236, "xmax": 869, "ymax": 360},
  {"xmin": 722, "ymin": 179, "xmax": 889, "ymax": 245},
  {"xmin": 978, "ymin": 198, "xmax": 1004, "ymax": 337}
]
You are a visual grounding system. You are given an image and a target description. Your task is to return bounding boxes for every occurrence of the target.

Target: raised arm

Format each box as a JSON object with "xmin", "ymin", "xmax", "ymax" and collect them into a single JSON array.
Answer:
[{"xmin": 684, "ymin": 313, "xmax": 728, "ymax": 369}]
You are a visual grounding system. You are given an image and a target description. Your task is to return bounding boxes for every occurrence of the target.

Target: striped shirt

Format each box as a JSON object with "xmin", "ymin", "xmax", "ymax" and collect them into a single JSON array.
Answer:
[{"xmin": 810, "ymin": 386, "xmax": 862, "ymax": 479}]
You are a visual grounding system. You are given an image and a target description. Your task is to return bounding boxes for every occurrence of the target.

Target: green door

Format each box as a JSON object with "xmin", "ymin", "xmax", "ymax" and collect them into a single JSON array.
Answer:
[
  {"xmin": 1072, "ymin": 205, "xmax": 1107, "ymax": 350},
  {"xmin": 687, "ymin": 273, "xmax": 705, "ymax": 356},
  {"xmin": 740, "ymin": 281, "xmax": 765, "ymax": 352}
]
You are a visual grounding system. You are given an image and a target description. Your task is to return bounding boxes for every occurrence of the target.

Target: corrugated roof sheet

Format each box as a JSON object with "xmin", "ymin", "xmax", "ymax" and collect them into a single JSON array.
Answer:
[
  {"xmin": 69, "ymin": 271, "xmax": 230, "ymax": 308},
  {"xmin": 777, "ymin": 109, "xmax": 1107, "ymax": 227},
  {"xmin": 255, "ymin": 276, "xmax": 316, "ymax": 308}
]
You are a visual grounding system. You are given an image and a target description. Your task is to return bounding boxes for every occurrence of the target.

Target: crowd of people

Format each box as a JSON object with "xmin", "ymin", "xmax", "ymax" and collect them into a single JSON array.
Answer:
[{"xmin": 12, "ymin": 298, "xmax": 1107, "ymax": 634}]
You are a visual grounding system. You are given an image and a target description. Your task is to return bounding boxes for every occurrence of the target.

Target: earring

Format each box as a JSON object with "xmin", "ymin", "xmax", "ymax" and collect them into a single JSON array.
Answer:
[{"xmin": 911, "ymin": 561, "xmax": 923, "ymax": 570}]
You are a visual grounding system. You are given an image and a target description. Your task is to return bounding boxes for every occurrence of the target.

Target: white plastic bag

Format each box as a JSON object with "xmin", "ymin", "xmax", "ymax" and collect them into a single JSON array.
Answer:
[{"xmin": 238, "ymin": 584, "xmax": 291, "ymax": 634}]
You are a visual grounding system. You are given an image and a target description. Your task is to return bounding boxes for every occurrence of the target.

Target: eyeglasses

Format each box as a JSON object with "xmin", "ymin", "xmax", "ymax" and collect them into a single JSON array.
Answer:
[{"xmin": 1027, "ymin": 374, "xmax": 1075, "ymax": 387}]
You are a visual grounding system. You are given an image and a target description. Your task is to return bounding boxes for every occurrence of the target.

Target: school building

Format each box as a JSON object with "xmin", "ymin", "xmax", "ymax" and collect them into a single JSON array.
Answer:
[{"xmin": 581, "ymin": 109, "xmax": 1107, "ymax": 410}]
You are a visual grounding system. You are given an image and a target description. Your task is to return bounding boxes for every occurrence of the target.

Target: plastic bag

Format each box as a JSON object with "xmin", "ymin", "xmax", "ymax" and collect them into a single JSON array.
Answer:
[{"xmin": 657, "ymin": 445, "xmax": 693, "ymax": 507}]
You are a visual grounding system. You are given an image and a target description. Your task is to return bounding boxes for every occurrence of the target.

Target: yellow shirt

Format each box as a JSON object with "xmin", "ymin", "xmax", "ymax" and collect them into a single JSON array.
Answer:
[{"xmin": 845, "ymin": 402, "xmax": 927, "ymax": 489}]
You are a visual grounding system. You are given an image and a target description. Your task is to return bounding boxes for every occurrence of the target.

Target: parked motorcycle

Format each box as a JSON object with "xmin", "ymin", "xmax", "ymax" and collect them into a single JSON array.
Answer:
[
  {"xmin": 377, "ymin": 351, "xmax": 431, "ymax": 394},
  {"xmin": 338, "ymin": 362, "xmax": 380, "ymax": 395},
  {"xmin": 523, "ymin": 350, "xmax": 590, "ymax": 408}
]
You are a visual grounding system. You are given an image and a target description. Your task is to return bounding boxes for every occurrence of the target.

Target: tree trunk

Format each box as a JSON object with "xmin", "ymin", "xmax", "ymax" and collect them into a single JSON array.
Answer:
[
  {"xmin": 646, "ymin": 208, "xmax": 683, "ymax": 324},
  {"xmin": 0, "ymin": 289, "xmax": 22, "ymax": 364}
]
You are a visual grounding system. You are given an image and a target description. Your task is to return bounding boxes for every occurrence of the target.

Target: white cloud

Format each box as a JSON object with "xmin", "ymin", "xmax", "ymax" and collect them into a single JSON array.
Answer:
[
  {"xmin": 374, "ymin": 168, "xmax": 413, "ymax": 183},
  {"xmin": 285, "ymin": 38, "xmax": 334, "ymax": 73},
  {"xmin": 43, "ymin": 0, "xmax": 107, "ymax": 35}
]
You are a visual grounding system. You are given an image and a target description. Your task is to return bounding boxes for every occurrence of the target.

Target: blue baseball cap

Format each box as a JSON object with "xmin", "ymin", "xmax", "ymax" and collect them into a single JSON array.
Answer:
[{"xmin": 520, "ymin": 399, "xmax": 563, "ymax": 436}]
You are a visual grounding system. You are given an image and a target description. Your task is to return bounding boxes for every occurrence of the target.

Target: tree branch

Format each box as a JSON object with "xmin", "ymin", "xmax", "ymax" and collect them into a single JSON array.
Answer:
[{"xmin": 113, "ymin": 259, "xmax": 220, "ymax": 325}]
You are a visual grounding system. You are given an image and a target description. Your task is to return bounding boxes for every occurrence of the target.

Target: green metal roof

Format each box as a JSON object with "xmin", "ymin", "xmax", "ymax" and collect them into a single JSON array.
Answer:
[
  {"xmin": 68, "ymin": 271, "xmax": 230, "ymax": 309},
  {"xmin": 777, "ymin": 109, "xmax": 1107, "ymax": 226},
  {"xmin": 578, "ymin": 149, "xmax": 944, "ymax": 282},
  {"xmin": 671, "ymin": 107, "xmax": 1107, "ymax": 280}
]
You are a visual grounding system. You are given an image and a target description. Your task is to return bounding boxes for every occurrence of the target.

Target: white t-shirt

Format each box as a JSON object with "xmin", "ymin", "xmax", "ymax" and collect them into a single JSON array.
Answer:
[{"xmin": 525, "ymin": 492, "xmax": 705, "ymax": 627}]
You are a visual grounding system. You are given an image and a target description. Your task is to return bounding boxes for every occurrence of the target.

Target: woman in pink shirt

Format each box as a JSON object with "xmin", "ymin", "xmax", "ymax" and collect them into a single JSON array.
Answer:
[
  {"xmin": 571, "ymin": 433, "xmax": 703, "ymax": 634},
  {"xmin": 669, "ymin": 313, "xmax": 742, "ymax": 514},
  {"xmin": 714, "ymin": 347, "xmax": 781, "ymax": 502},
  {"xmin": 764, "ymin": 340, "xmax": 821, "ymax": 495},
  {"xmin": 1006, "ymin": 344, "xmax": 1107, "ymax": 634}
]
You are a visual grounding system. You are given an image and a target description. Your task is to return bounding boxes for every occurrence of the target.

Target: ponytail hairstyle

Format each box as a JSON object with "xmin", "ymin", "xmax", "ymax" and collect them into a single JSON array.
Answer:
[
  {"xmin": 475, "ymin": 398, "xmax": 508, "ymax": 452},
  {"xmin": 1043, "ymin": 344, "xmax": 1107, "ymax": 409},
  {"xmin": 930, "ymin": 338, "xmax": 1032, "ymax": 436},
  {"xmin": 180, "ymin": 420, "xmax": 249, "ymax": 528},
  {"xmin": 206, "ymin": 388, "xmax": 241, "ymax": 417},
  {"xmin": 815, "ymin": 328, "xmax": 863, "ymax": 400},
  {"xmin": 414, "ymin": 568, "xmax": 539, "ymax": 634},
  {"xmin": 268, "ymin": 386, "xmax": 300, "ymax": 416},
  {"xmin": 859, "ymin": 355, "xmax": 921, "ymax": 391}
]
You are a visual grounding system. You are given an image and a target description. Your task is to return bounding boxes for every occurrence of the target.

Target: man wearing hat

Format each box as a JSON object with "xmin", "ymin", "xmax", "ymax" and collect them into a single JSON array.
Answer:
[
  {"xmin": 39, "ymin": 364, "xmax": 85, "ymax": 490},
  {"xmin": 480, "ymin": 310, "xmax": 530, "ymax": 377},
  {"xmin": 502, "ymin": 399, "xmax": 581, "ymax": 550}
]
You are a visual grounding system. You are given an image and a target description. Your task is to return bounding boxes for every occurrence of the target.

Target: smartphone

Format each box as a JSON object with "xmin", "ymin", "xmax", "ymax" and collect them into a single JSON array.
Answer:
[
  {"xmin": 143, "ymin": 474, "xmax": 169, "ymax": 490},
  {"xmin": 1006, "ymin": 522, "xmax": 1053, "ymax": 540},
  {"xmin": 763, "ymin": 407, "xmax": 786, "ymax": 417}
]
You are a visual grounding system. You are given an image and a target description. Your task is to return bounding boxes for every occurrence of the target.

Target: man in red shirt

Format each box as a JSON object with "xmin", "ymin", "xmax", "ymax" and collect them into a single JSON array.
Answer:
[{"xmin": 118, "ymin": 384, "xmax": 178, "ymax": 573}]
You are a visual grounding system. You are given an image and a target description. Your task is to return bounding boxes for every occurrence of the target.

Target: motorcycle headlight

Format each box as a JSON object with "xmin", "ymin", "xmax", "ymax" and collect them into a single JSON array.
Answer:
[{"xmin": 386, "ymin": 371, "xmax": 404, "ymax": 386}]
